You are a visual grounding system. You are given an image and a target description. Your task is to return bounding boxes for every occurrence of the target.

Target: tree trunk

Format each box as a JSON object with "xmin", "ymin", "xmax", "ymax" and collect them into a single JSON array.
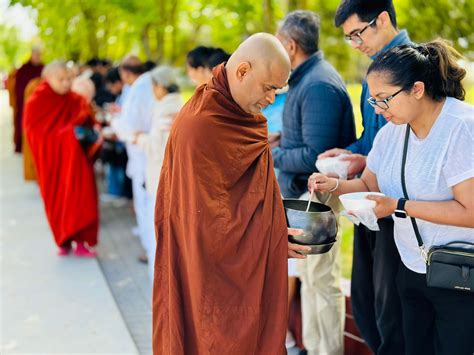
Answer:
[{"xmin": 262, "ymin": 0, "xmax": 275, "ymax": 33}]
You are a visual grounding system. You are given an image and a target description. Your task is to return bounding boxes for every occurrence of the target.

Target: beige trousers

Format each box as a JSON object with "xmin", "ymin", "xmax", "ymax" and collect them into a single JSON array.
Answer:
[{"xmin": 297, "ymin": 192, "xmax": 345, "ymax": 355}]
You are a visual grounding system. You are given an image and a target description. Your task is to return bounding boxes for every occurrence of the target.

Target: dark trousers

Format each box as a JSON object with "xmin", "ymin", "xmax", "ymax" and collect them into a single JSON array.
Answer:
[
  {"xmin": 397, "ymin": 262, "xmax": 474, "ymax": 355},
  {"xmin": 351, "ymin": 219, "xmax": 405, "ymax": 355}
]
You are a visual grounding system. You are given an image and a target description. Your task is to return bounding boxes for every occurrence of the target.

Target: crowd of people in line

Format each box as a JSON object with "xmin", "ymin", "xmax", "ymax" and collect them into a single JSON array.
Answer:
[{"xmin": 5, "ymin": 0, "xmax": 473, "ymax": 354}]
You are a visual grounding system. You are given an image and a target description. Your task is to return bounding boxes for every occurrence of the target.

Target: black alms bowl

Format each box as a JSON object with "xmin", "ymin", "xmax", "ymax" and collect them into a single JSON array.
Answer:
[{"xmin": 283, "ymin": 199, "xmax": 338, "ymax": 255}]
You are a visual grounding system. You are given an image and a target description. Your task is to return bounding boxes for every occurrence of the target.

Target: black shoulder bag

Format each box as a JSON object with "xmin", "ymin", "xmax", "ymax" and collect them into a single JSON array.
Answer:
[{"xmin": 400, "ymin": 124, "xmax": 474, "ymax": 293}]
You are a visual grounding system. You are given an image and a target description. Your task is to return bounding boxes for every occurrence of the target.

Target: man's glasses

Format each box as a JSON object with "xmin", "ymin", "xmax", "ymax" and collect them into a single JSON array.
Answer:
[
  {"xmin": 367, "ymin": 88, "xmax": 404, "ymax": 110},
  {"xmin": 344, "ymin": 18, "xmax": 377, "ymax": 45}
]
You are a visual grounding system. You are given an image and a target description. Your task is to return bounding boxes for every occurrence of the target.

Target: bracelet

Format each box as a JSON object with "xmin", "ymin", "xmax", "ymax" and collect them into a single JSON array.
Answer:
[{"xmin": 328, "ymin": 178, "xmax": 339, "ymax": 193}]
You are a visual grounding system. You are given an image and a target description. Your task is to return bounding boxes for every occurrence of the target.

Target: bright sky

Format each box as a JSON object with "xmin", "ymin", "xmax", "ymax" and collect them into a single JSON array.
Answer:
[{"xmin": 0, "ymin": 0, "xmax": 38, "ymax": 40}]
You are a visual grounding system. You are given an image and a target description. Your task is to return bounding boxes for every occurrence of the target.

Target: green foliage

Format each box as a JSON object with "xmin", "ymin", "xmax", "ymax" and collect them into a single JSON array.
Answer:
[
  {"xmin": 0, "ymin": 23, "xmax": 31, "ymax": 71},
  {"xmin": 6, "ymin": 0, "xmax": 473, "ymax": 80}
]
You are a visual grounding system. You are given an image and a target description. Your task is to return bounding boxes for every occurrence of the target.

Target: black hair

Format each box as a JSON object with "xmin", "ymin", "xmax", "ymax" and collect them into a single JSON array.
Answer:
[
  {"xmin": 105, "ymin": 67, "xmax": 121, "ymax": 84},
  {"xmin": 367, "ymin": 39, "xmax": 466, "ymax": 101},
  {"xmin": 165, "ymin": 84, "xmax": 180, "ymax": 93},
  {"xmin": 143, "ymin": 60, "xmax": 157, "ymax": 72},
  {"xmin": 206, "ymin": 48, "xmax": 230, "ymax": 69},
  {"xmin": 186, "ymin": 46, "xmax": 215, "ymax": 69},
  {"xmin": 100, "ymin": 59, "xmax": 111, "ymax": 67},
  {"xmin": 335, "ymin": 0, "xmax": 397, "ymax": 28},
  {"xmin": 120, "ymin": 63, "xmax": 146, "ymax": 75},
  {"xmin": 86, "ymin": 57, "xmax": 100, "ymax": 67}
]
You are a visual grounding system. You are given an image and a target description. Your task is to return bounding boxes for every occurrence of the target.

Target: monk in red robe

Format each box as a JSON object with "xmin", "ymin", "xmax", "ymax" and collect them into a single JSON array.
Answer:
[
  {"xmin": 23, "ymin": 62, "xmax": 99, "ymax": 257},
  {"xmin": 153, "ymin": 33, "xmax": 309, "ymax": 354},
  {"xmin": 13, "ymin": 47, "xmax": 44, "ymax": 153}
]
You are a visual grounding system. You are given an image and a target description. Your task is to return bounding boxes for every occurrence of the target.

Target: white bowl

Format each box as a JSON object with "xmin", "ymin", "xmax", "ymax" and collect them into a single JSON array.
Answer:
[{"xmin": 339, "ymin": 192, "xmax": 385, "ymax": 211}]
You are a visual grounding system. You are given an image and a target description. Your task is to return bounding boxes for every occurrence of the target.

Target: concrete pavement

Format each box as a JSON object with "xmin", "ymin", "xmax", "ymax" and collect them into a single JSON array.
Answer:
[{"xmin": 0, "ymin": 90, "xmax": 139, "ymax": 354}]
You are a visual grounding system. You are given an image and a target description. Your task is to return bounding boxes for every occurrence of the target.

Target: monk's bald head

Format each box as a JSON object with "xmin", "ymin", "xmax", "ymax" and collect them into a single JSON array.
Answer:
[
  {"xmin": 42, "ymin": 61, "xmax": 72, "ymax": 95},
  {"xmin": 226, "ymin": 33, "xmax": 290, "ymax": 114}
]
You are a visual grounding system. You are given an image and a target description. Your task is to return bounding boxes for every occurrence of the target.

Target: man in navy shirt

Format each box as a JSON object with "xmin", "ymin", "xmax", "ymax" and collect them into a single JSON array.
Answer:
[
  {"xmin": 319, "ymin": 1, "xmax": 411, "ymax": 354},
  {"xmin": 275, "ymin": 10, "xmax": 356, "ymax": 355}
]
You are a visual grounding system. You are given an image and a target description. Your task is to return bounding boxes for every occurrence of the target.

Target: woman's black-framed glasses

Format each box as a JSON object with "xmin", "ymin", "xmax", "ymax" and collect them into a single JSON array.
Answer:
[
  {"xmin": 367, "ymin": 88, "xmax": 404, "ymax": 110},
  {"xmin": 344, "ymin": 18, "xmax": 377, "ymax": 45}
]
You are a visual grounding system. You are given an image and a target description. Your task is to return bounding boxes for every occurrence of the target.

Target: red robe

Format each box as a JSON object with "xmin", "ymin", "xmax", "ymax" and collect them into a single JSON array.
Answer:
[
  {"xmin": 14, "ymin": 60, "xmax": 43, "ymax": 153},
  {"xmin": 153, "ymin": 64, "xmax": 288, "ymax": 354},
  {"xmin": 23, "ymin": 82, "xmax": 98, "ymax": 247}
]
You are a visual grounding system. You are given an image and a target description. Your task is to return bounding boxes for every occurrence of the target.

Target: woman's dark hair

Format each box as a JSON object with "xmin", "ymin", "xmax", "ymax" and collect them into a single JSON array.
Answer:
[
  {"xmin": 206, "ymin": 48, "xmax": 230, "ymax": 69},
  {"xmin": 367, "ymin": 39, "xmax": 466, "ymax": 101},
  {"xmin": 186, "ymin": 46, "xmax": 215, "ymax": 69},
  {"xmin": 105, "ymin": 67, "xmax": 121, "ymax": 84},
  {"xmin": 164, "ymin": 84, "xmax": 180, "ymax": 93}
]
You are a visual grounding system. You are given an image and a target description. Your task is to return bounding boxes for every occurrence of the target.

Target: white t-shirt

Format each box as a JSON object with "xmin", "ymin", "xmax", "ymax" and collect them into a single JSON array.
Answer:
[{"xmin": 367, "ymin": 97, "xmax": 474, "ymax": 273}]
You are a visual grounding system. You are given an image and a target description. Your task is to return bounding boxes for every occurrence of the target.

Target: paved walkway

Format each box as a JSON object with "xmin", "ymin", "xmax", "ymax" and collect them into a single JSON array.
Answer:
[{"xmin": 0, "ymin": 90, "xmax": 143, "ymax": 354}]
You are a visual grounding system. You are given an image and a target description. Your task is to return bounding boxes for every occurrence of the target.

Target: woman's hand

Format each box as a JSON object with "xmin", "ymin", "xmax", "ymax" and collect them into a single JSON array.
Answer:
[
  {"xmin": 367, "ymin": 195, "xmax": 397, "ymax": 219},
  {"xmin": 308, "ymin": 173, "xmax": 338, "ymax": 193}
]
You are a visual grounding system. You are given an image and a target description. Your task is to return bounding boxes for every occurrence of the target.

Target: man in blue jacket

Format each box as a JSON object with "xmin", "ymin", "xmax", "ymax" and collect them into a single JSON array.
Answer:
[
  {"xmin": 275, "ymin": 10, "xmax": 356, "ymax": 355},
  {"xmin": 319, "ymin": 1, "xmax": 411, "ymax": 354}
]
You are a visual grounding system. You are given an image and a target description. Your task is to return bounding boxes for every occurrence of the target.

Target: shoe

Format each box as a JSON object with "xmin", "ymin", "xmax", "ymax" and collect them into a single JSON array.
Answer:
[
  {"xmin": 57, "ymin": 245, "xmax": 71, "ymax": 256},
  {"xmin": 73, "ymin": 241, "xmax": 97, "ymax": 258},
  {"xmin": 285, "ymin": 330, "xmax": 296, "ymax": 349}
]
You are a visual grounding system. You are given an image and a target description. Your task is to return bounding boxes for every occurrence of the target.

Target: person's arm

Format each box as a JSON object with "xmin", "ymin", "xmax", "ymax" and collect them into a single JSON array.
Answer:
[
  {"xmin": 368, "ymin": 178, "xmax": 474, "ymax": 228},
  {"xmin": 273, "ymin": 84, "xmax": 346, "ymax": 173},
  {"xmin": 307, "ymin": 166, "xmax": 379, "ymax": 196}
]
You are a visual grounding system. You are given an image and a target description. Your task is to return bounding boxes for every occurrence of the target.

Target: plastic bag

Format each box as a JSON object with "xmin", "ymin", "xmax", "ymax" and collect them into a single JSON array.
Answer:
[
  {"xmin": 315, "ymin": 154, "xmax": 350, "ymax": 179},
  {"xmin": 340, "ymin": 209, "xmax": 380, "ymax": 231}
]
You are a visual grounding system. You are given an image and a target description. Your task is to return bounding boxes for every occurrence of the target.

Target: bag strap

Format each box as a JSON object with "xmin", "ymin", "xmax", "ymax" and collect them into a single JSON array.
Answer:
[{"xmin": 400, "ymin": 125, "xmax": 428, "ymax": 261}]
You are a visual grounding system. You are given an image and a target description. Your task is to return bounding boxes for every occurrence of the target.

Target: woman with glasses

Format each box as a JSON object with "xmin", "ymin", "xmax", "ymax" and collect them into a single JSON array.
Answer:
[{"xmin": 308, "ymin": 40, "xmax": 474, "ymax": 354}]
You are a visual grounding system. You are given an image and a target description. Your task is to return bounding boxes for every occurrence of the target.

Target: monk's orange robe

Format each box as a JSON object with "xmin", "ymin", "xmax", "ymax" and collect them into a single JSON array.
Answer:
[
  {"xmin": 22, "ymin": 77, "xmax": 42, "ymax": 181},
  {"xmin": 153, "ymin": 64, "xmax": 288, "ymax": 354}
]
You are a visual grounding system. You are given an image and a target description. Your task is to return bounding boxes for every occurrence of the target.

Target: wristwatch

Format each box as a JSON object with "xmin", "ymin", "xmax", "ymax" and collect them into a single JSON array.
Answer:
[{"xmin": 395, "ymin": 198, "xmax": 408, "ymax": 218}]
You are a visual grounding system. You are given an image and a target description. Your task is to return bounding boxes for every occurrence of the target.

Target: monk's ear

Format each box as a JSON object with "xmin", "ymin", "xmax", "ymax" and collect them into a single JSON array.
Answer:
[{"xmin": 236, "ymin": 62, "xmax": 251, "ymax": 81}]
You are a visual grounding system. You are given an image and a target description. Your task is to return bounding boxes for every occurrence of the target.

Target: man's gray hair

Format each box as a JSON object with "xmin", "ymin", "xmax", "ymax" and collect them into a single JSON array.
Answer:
[{"xmin": 278, "ymin": 10, "xmax": 320, "ymax": 55}]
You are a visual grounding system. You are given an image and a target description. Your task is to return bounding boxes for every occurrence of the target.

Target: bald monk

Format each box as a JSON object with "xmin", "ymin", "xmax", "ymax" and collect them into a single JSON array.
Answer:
[
  {"xmin": 14, "ymin": 47, "xmax": 43, "ymax": 153},
  {"xmin": 23, "ymin": 62, "xmax": 99, "ymax": 257},
  {"xmin": 153, "ymin": 33, "xmax": 309, "ymax": 354}
]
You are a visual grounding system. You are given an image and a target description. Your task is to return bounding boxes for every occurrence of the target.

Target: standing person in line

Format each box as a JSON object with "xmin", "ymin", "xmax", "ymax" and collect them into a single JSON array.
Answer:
[
  {"xmin": 13, "ymin": 47, "xmax": 44, "ymax": 153},
  {"xmin": 318, "ymin": 1, "xmax": 411, "ymax": 353},
  {"xmin": 23, "ymin": 62, "xmax": 99, "ymax": 257},
  {"xmin": 309, "ymin": 39, "xmax": 474, "ymax": 355},
  {"xmin": 132, "ymin": 66, "xmax": 184, "ymax": 282},
  {"xmin": 112, "ymin": 55, "xmax": 155, "ymax": 263},
  {"xmin": 186, "ymin": 46, "xmax": 230, "ymax": 87},
  {"xmin": 275, "ymin": 11, "xmax": 356, "ymax": 355}
]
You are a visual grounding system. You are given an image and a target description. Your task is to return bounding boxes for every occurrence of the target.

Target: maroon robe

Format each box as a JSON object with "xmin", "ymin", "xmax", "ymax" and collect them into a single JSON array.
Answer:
[
  {"xmin": 14, "ymin": 59, "xmax": 43, "ymax": 152},
  {"xmin": 153, "ymin": 64, "xmax": 288, "ymax": 354}
]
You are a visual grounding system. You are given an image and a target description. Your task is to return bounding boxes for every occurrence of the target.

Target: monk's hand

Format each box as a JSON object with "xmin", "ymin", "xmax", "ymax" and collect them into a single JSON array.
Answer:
[
  {"xmin": 318, "ymin": 148, "xmax": 351, "ymax": 159},
  {"xmin": 367, "ymin": 195, "xmax": 397, "ymax": 219},
  {"xmin": 287, "ymin": 228, "xmax": 309, "ymax": 259},
  {"xmin": 307, "ymin": 173, "xmax": 337, "ymax": 194}
]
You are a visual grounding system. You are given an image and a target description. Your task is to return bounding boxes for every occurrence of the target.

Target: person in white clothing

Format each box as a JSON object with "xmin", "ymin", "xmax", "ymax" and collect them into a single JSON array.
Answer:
[
  {"xmin": 308, "ymin": 39, "xmax": 474, "ymax": 355},
  {"xmin": 112, "ymin": 55, "xmax": 156, "ymax": 263},
  {"xmin": 132, "ymin": 66, "xmax": 184, "ymax": 281}
]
